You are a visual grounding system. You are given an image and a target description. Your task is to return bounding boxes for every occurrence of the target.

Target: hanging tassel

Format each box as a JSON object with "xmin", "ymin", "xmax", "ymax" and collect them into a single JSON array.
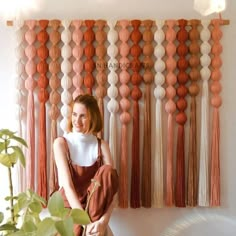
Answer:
[
  {"xmin": 95, "ymin": 20, "xmax": 107, "ymax": 139},
  {"xmin": 130, "ymin": 20, "xmax": 142, "ymax": 208},
  {"xmin": 187, "ymin": 97, "xmax": 198, "ymax": 206},
  {"xmin": 60, "ymin": 20, "xmax": 72, "ymax": 134},
  {"xmin": 24, "ymin": 20, "xmax": 37, "ymax": 191},
  {"xmin": 107, "ymin": 20, "xmax": 119, "ymax": 169},
  {"xmin": 187, "ymin": 20, "xmax": 200, "ymax": 207},
  {"xmin": 48, "ymin": 19, "xmax": 61, "ymax": 196},
  {"xmin": 166, "ymin": 113, "xmax": 175, "ymax": 206},
  {"xmin": 198, "ymin": 19, "xmax": 211, "ymax": 207},
  {"xmin": 131, "ymin": 100, "xmax": 141, "ymax": 208},
  {"xmin": 152, "ymin": 20, "xmax": 165, "ymax": 208},
  {"xmin": 175, "ymin": 124, "xmax": 186, "ymax": 207},
  {"xmin": 210, "ymin": 19, "xmax": 222, "ymax": 207},
  {"xmin": 38, "ymin": 103, "xmax": 48, "ymax": 199},
  {"xmin": 175, "ymin": 19, "xmax": 189, "ymax": 208},
  {"xmin": 142, "ymin": 20, "xmax": 154, "ymax": 208},
  {"xmin": 14, "ymin": 19, "xmax": 26, "ymax": 193},
  {"xmin": 142, "ymin": 85, "xmax": 152, "ymax": 207},
  {"xmin": 165, "ymin": 20, "xmax": 177, "ymax": 207},
  {"xmin": 210, "ymin": 108, "xmax": 220, "ymax": 206},
  {"xmin": 119, "ymin": 124, "xmax": 129, "ymax": 208},
  {"xmin": 84, "ymin": 20, "xmax": 95, "ymax": 95},
  {"xmin": 118, "ymin": 20, "xmax": 131, "ymax": 208},
  {"xmin": 37, "ymin": 20, "xmax": 49, "ymax": 200},
  {"xmin": 26, "ymin": 93, "xmax": 36, "ymax": 190},
  {"xmin": 49, "ymin": 120, "xmax": 59, "ymax": 194},
  {"xmin": 72, "ymin": 20, "xmax": 84, "ymax": 99}
]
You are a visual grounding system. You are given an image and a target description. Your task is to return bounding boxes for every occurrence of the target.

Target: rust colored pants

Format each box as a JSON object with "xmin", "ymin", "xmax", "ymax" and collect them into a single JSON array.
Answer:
[{"xmin": 74, "ymin": 165, "xmax": 119, "ymax": 236}]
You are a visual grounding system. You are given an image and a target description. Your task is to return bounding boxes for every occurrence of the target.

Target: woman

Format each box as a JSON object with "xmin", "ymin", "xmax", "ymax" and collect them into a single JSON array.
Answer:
[{"xmin": 53, "ymin": 94, "xmax": 119, "ymax": 236}]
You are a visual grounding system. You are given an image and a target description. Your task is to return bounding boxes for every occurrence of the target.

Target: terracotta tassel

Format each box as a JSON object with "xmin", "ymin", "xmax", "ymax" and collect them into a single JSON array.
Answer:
[
  {"xmin": 72, "ymin": 20, "xmax": 84, "ymax": 98},
  {"xmin": 175, "ymin": 19, "xmax": 189, "ymax": 207},
  {"xmin": 84, "ymin": 20, "xmax": 95, "ymax": 95},
  {"xmin": 210, "ymin": 108, "xmax": 220, "ymax": 206},
  {"xmin": 130, "ymin": 20, "xmax": 142, "ymax": 208},
  {"xmin": 152, "ymin": 20, "xmax": 165, "ymax": 208},
  {"xmin": 119, "ymin": 125, "xmax": 129, "ymax": 208},
  {"xmin": 187, "ymin": 98, "xmax": 197, "ymax": 206},
  {"xmin": 95, "ymin": 20, "xmax": 107, "ymax": 139},
  {"xmin": 48, "ymin": 20, "xmax": 61, "ymax": 195},
  {"xmin": 118, "ymin": 20, "xmax": 131, "ymax": 208},
  {"xmin": 24, "ymin": 20, "xmax": 37, "ymax": 191},
  {"xmin": 187, "ymin": 20, "xmax": 200, "ymax": 207},
  {"xmin": 142, "ymin": 20, "xmax": 154, "ymax": 208},
  {"xmin": 175, "ymin": 125, "xmax": 186, "ymax": 207},
  {"xmin": 210, "ymin": 19, "xmax": 222, "ymax": 206},
  {"xmin": 165, "ymin": 20, "xmax": 177, "ymax": 207},
  {"xmin": 37, "ymin": 20, "xmax": 49, "ymax": 200},
  {"xmin": 198, "ymin": 20, "xmax": 211, "ymax": 207}
]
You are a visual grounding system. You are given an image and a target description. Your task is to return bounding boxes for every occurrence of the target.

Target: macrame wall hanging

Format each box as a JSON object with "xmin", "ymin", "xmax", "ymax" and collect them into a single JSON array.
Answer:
[{"xmin": 11, "ymin": 17, "xmax": 229, "ymax": 209}]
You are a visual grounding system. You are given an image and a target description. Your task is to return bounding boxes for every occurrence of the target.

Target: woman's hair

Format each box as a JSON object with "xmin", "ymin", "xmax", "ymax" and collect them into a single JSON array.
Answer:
[{"xmin": 69, "ymin": 94, "xmax": 103, "ymax": 133}]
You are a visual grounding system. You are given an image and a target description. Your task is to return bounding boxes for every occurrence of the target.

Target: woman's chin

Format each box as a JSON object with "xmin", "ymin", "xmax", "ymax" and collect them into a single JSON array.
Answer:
[{"xmin": 73, "ymin": 127, "xmax": 83, "ymax": 133}]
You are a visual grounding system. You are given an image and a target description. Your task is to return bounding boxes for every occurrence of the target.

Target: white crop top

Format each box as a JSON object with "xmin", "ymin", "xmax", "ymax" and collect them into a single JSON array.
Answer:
[{"xmin": 63, "ymin": 132, "xmax": 99, "ymax": 166}]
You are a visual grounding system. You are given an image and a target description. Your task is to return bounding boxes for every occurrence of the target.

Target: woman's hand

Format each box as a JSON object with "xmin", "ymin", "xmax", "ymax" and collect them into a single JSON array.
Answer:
[{"xmin": 85, "ymin": 218, "xmax": 107, "ymax": 236}]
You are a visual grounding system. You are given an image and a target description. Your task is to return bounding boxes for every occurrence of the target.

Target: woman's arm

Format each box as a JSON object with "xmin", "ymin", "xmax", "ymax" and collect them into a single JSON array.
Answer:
[
  {"xmin": 100, "ymin": 140, "xmax": 113, "ymax": 166},
  {"xmin": 53, "ymin": 137, "xmax": 83, "ymax": 210}
]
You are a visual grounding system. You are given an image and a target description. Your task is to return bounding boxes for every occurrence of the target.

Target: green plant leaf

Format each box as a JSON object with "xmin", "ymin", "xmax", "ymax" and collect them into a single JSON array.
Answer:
[
  {"xmin": 0, "ymin": 129, "xmax": 15, "ymax": 138},
  {"xmin": 26, "ymin": 189, "xmax": 33, "ymax": 197},
  {"xmin": 11, "ymin": 146, "xmax": 26, "ymax": 168},
  {"xmin": 29, "ymin": 201, "xmax": 43, "ymax": 214},
  {"xmin": 47, "ymin": 191, "xmax": 65, "ymax": 217},
  {"xmin": 9, "ymin": 152, "xmax": 18, "ymax": 165},
  {"xmin": 21, "ymin": 220, "xmax": 37, "ymax": 232},
  {"xmin": 51, "ymin": 208, "xmax": 70, "ymax": 220},
  {"xmin": 0, "ymin": 153, "xmax": 12, "ymax": 167},
  {"xmin": 11, "ymin": 135, "xmax": 28, "ymax": 147},
  {"xmin": 0, "ymin": 212, "xmax": 3, "ymax": 223},
  {"xmin": 55, "ymin": 217, "xmax": 74, "ymax": 236},
  {"xmin": 0, "ymin": 223, "xmax": 17, "ymax": 231},
  {"xmin": 5, "ymin": 196, "xmax": 13, "ymax": 201},
  {"xmin": 32, "ymin": 192, "xmax": 46, "ymax": 206},
  {"xmin": 7, "ymin": 230, "xmax": 29, "ymax": 236},
  {"xmin": 18, "ymin": 192, "xmax": 27, "ymax": 199},
  {"xmin": 16, "ymin": 192, "xmax": 28, "ymax": 211},
  {"xmin": 0, "ymin": 141, "xmax": 4, "ymax": 152},
  {"xmin": 23, "ymin": 212, "xmax": 41, "ymax": 226},
  {"xmin": 36, "ymin": 217, "xmax": 57, "ymax": 236},
  {"xmin": 70, "ymin": 208, "xmax": 90, "ymax": 225}
]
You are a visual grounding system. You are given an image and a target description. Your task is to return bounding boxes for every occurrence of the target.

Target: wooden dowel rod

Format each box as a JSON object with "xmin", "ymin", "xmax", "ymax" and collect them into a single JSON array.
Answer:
[{"xmin": 6, "ymin": 18, "xmax": 230, "ymax": 27}]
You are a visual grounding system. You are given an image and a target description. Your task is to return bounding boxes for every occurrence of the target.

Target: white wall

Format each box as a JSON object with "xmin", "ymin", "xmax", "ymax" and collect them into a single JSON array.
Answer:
[{"xmin": 1, "ymin": 0, "xmax": 236, "ymax": 235}]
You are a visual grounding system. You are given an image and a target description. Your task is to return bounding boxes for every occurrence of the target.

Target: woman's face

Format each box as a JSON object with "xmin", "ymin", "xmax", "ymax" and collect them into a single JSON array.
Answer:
[{"xmin": 72, "ymin": 103, "xmax": 91, "ymax": 133}]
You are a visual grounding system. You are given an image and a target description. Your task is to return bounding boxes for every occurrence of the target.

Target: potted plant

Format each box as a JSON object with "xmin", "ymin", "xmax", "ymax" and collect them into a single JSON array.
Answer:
[{"xmin": 0, "ymin": 129, "xmax": 91, "ymax": 236}]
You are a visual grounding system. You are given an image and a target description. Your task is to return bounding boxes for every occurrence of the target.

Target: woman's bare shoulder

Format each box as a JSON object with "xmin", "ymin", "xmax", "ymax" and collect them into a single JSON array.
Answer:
[{"xmin": 54, "ymin": 136, "xmax": 66, "ymax": 146}]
